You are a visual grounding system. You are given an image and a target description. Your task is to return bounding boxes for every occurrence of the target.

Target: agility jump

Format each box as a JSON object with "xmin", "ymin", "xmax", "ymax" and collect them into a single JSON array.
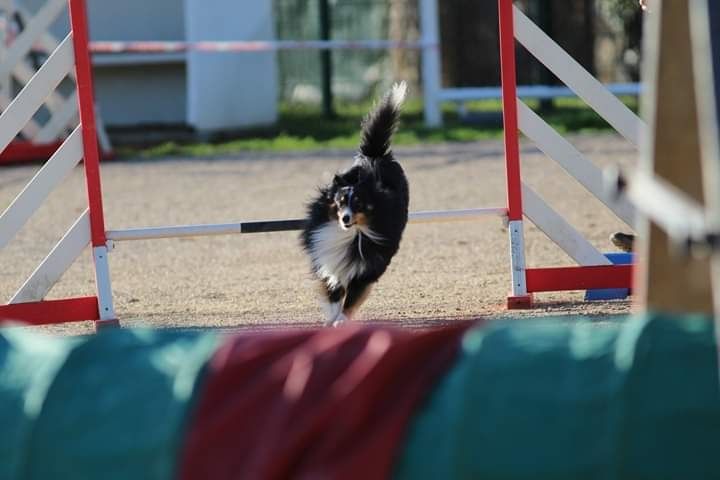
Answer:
[{"xmin": 0, "ymin": 0, "xmax": 640, "ymax": 327}]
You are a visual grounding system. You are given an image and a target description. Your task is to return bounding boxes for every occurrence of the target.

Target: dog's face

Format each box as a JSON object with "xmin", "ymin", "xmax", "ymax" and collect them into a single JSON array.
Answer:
[{"xmin": 330, "ymin": 176, "xmax": 375, "ymax": 230}]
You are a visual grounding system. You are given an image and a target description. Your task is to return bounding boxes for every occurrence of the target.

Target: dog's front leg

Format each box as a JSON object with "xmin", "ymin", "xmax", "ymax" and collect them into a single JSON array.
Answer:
[
  {"xmin": 320, "ymin": 283, "xmax": 346, "ymax": 326},
  {"xmin": 342, "ymin": 280, "xmax": 373, "ymax": 322}
]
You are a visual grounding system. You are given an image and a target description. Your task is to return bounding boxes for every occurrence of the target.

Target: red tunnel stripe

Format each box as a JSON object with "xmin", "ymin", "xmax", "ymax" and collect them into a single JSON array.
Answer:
[{"xmin": 178, "ymin": 323, "xmax": 473, "ymax": 480}]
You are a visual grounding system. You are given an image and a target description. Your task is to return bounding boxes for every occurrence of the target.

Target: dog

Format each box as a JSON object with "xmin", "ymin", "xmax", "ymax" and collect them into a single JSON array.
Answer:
[
  {"xmin": 301, "ymin": 82, "xmax": 410, "ymax": 326},
  {"xmin": 611, "ymin": 232, "xmax": 635, "ymax": 252}
]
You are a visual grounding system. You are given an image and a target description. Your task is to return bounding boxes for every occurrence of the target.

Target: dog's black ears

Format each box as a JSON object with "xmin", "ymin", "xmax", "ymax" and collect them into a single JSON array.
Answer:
[
  {"xmin": 356, "ymin": 168, "xmax": 376, "ymax": 185},
  {"xmin": 332, "ymin": 174, "xmax": 346, "ymax": 187},
  {"xmin": 322, "ymin": 187, "xmax": 334, "ymax": 204}
]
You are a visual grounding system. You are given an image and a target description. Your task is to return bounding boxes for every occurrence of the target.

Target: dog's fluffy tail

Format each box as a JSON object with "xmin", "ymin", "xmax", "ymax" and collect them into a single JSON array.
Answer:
[{"xmin": 359, "ymin": 81, "xmax": 407, "ymax": 159}]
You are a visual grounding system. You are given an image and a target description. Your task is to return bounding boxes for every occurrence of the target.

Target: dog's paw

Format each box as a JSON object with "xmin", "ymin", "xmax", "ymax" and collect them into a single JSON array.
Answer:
[{"xmin": 326, "ymin": 313, "xmax": 349, "ymax": 328}]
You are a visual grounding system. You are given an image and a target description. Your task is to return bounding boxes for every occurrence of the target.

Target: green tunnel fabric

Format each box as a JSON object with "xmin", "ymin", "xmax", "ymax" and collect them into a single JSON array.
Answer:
[
  {"xmin": 0, "ymin": 328, "xmax": 219, "ymax": 480},
  {"xmin": 1, "ymin": 314, "xmax": 719, "ymax": 480},
  {"xmin": 0, "ymin": 329, "xmax": 79, "ymax": 480},
  {"xmin": 393, "ymin": 313, "xmax": 720, "ymax": 480}
]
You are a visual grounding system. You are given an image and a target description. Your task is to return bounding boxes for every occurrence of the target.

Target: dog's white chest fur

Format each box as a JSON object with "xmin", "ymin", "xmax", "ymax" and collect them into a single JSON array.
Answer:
[{"xmin": 309, "ymin": 223, "xmax": 365, "ymax": 289}]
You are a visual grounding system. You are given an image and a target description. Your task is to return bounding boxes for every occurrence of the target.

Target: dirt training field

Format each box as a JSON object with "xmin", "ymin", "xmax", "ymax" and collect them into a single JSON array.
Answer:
[{"xmin": 0, "ymin": 133, "xmax": 637, "ymax": 335}]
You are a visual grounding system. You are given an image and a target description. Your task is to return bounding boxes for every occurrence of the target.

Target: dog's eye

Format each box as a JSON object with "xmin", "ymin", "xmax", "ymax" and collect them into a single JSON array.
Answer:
[{"xmin": 367, "ymin": 204, "xmax": 374, "ymax": 211}]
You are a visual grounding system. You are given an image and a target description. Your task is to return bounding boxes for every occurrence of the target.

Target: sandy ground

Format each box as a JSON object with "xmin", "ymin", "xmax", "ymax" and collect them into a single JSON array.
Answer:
[{"xmin": 0, "ymin": 133, "xmax": 638, "ymax": 335}]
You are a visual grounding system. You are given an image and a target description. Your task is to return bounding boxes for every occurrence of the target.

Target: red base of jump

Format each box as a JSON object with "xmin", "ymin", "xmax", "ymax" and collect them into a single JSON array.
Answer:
[
  {"xmin": 507, "ymin": 294, "xmax": 534, "ymax": 309},
  {"xmin": 0, "ymin": 140, "xmax": 115, "ymax": 166},
  {"xmin": 507, "ymin": 264, "xmax": 633, "ymax": 309},
  {"xmin": 0, "ymin": 296, "xmax": 100, "ymax": 326},
  {"xmin": 526, "ymin": 264, "xmax": 633, "ymax": 293},
  {"xmin": 0, "ymin": 140, "xmax": 64, "ymax": 165}
]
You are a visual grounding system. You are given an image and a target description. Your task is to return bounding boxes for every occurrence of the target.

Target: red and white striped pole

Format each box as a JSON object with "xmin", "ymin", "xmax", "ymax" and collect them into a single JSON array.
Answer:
[
  {"xmin": 498, "ymin": 0, "xmax": 531, "ymax": 308},
  {"xmin": 88, "ymin": 39, "xmax": 435, "ymax": 54},
  {"xmin": 68, "ymin": 0, "xmax": 117, "ymax": 325}
]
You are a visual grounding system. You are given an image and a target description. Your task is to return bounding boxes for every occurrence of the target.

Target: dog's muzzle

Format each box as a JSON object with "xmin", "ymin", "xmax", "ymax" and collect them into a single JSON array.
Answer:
[{"xmin": 339, "ymin": 208, "xmax": 354, "ymax": 229}]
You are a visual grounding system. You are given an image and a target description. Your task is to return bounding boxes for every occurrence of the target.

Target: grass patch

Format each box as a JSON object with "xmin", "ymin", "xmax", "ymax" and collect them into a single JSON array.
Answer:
[{"xmin": 117, "ymin": 96, "xmax": 639, "ymax": 159}]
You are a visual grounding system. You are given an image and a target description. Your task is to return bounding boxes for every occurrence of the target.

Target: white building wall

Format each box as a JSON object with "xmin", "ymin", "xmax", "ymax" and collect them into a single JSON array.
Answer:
[
  {"xmin": 184, "ymin": 0, "xmax": 277, "ymax": 131},
  {"xmin": 20, "ymin": 0, "xmax": 278, "ymax": 131}
]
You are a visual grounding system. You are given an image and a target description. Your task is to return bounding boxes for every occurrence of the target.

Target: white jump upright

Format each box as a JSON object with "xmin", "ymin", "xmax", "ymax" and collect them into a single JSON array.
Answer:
[{"xmin": 0, "ymin": 0, "xmax": 115, "ymax": 328}]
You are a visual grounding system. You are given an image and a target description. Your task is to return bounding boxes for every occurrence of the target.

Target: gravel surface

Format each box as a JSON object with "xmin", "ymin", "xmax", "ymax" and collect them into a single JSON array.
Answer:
[{"xmin": 0, "ymin": 133, "xmax": 638, "ymax": 335}]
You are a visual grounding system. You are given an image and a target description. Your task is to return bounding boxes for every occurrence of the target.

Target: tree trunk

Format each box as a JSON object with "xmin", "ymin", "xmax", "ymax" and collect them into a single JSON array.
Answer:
[
  {"xmin": 438, "ymin": 0, "xmax": 502, "ymax": 87},
  {"xmin": 389, "ymin": 0, "xmax": 420, "ymax": 94},
  {"xmin": 435, "ymin": 0, "xmax": 595, "ymax": 88}
]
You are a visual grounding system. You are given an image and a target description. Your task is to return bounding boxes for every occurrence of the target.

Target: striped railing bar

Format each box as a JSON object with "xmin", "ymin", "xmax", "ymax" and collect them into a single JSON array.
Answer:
[
  {"xmin": 13, "ymin": 5, "xmax": 108, "ymax": 152},
  {"xmin": 518, "ymin": 101, "xmax": 636, "ymax": 227},
  {"xmin": 522, "ymin": 184, "xmax": 611, "ymax": 266},
  {"xmin": 0, "ymin": 34, "xmax": 74, "ymax": 153},
  {"xmin": 0, "ymin": 127, "xmax": 83, "ymax": 250},
  {"xmin": 15, "ymin": 3, "xmax": 77, "ymax": 82},
  {"xmin": 513, "ymin": 5, "xmax": 644, "ymax": 147},
  {"xmin": 4, "ymin": 5, "xmax": 78, "ymax": 143},
  {"xmin": 34, "ymin": 92, "xmax": 79, "ymax": 143},
  {"xmin": 0, "ymin": 0, "xmax": 66, "ymax": 81},
  {"xmin": 89, "ymin": 39, "xmax": 438, "ymax": 54},
  {"xmin": 0, "ymin": 94, "xmax": 41, "ymax": 139},
  {"xmin": 10, "ymin": 210, "xmax": 91, "ymax": 303},
  {"xmin": 10, "ymin": 54, "xmax": 68, "ymax": 113}
]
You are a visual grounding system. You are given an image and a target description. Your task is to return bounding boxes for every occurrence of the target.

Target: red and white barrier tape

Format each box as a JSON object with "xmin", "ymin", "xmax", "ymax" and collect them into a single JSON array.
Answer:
[{"xmin": 89, "ymin": 39, "xmax": 437, "ymax": 54}]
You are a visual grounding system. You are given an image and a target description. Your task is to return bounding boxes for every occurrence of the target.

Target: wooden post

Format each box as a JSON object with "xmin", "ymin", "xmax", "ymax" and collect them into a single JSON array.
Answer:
[
  {"xmin": 419, "ymin": 0, "xmax": 441, "ymax": 126},
  {"xmin": 318, "ymin": 0, "xmax": 334, "ymax": 118},
  {"xmin": 689, "ymin": 0, "xmax": 720, "ymax": 320},
  {"xmin": 637, "ymin": 0, "xmax": 714, "ymax": 313}
]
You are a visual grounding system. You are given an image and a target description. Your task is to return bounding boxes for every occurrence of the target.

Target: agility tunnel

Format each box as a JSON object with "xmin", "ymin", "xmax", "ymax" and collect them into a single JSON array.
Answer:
[{"xmin": 1, "ymin": 314, "xmax": 718, "ymax": 479}]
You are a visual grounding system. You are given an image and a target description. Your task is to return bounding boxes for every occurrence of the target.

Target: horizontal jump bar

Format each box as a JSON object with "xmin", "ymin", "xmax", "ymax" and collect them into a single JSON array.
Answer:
[
  {"xmin": 106, "ymin": 207, "xmax": 507, "ymax": 241},
  {"xmin": 90, "ymin": 40, "xmax": 437, "ymax": 54}
]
